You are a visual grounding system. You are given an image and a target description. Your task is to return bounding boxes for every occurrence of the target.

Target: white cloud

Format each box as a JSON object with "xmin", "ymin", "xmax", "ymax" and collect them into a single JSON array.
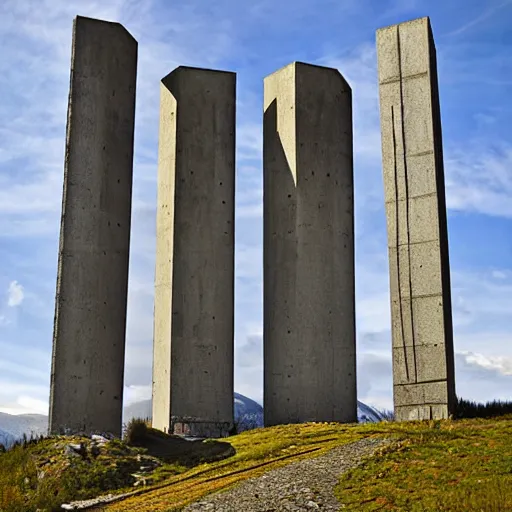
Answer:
[
  {"xmin": 458, "ymin": 350, "xmax": 512, "ymax": 377},
  {"xmin": 445, "ymin": 144, "xmax": 512, "ymax": 218},
  {"xmin": 16, "ymin": 395, "xmax": 49, "ymax": 415},
  {"xmin": 237, "ymin": 123, "xmax": 263, "ymax": 161},
  {"xmin": 123, "ymin": 385, "xmax": 152, "ymax": 407},
  {"xmin": 0, "ymin": 379, "xmax": 49, "ymax": 415},
  {"xmin": 7, "ymin": 281, "xmax": 24, "ymax": 307},
  {"xmin": 492, "ymin": 270, "xmax": 508, "ymax": 280},
  {"xmin": 447, "ymin": 0, "xmax": 512, "ymax": 37}
]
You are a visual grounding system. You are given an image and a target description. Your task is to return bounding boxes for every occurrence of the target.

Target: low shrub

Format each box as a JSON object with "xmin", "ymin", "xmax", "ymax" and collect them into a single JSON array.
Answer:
[{"xmin": 124, "ymin": 417, "xmax": 149, "ymax": 445}]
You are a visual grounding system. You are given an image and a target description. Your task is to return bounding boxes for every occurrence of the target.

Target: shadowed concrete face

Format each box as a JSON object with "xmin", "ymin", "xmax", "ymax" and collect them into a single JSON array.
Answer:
[
  {"xmin": 49, "ymin": 16, "xmax": 137, "ymax": 436},
  {"xmin": 263, "ymin": 62, "xmax": 357, "ymax": 427},
  {"xmin": 376, "ymin": 17, "xmax": 456, "ymax": 421},
  {"xmin": 152, "ymin": 67, "xmax": 235, "ymax": 437}
]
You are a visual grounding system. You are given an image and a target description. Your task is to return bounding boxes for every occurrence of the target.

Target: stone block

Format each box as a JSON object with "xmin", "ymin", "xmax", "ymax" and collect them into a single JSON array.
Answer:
[
  {"xmin": 386, "ymin": 194, "xmax": 440, "ymax": 247},
  {"xmin": 376, "ymin": 24, "xmax": 400, "ymax": 84},
  {"xmin": 392, "ymin": 346, "xmax": 417, "ymax": 385},
  {"xmin": 395, "ymin": 403, "xmax": 450, "ymax": 421},
  {"xmin": 394, "ymin": 381, "xmax": 449, "ymax": 407},
  {"xmin": 390, "ymin": 295, "xmax": 445, "ymax": 348},
  {"xmin": 376, "ymin": 17, "xmax": 431, "ymax": 84},
  {"xmin": 388, "ymin": 240, "xmax": 443, "ymax": 300},
  {"xmin": 393, "ymin": 343, "xmax": 448, "ymax": 385},
  {"xmin": 395, "ymin": 17, "xmax": 431, "ymax": 77},
  {"xmin": 402, "ymin": 75, "xmax": 435, "ymax": 155},
  {"xmin": 381, "ymin": 138, "xmax": 438, "ymax": 204}
]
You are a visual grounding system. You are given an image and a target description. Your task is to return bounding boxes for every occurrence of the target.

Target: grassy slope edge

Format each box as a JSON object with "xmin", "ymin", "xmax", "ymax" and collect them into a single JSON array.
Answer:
[{"xmin": 104, "ymin": 416, "xmax": 512, "ymax": 512}]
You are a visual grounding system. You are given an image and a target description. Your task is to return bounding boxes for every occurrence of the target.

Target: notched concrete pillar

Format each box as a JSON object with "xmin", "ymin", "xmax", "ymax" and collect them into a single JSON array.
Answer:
[
  {"xmin": 152, "ymin": 67, "xmax": 235, "ymax": 437},
  {"xmin": 49, "ymin": 16, "xmax": 137, "ymax": 436},
  {"xmin": 263, "ymin": 62, "xmax": 357, "ymax": 427},
  {"xmin": 376, "ymin": 17, "xmax": 456, "ymax": 421}
]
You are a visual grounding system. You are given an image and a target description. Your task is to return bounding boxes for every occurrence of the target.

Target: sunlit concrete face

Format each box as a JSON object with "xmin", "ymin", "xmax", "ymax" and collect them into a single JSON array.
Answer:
[
  {"xmin": 49, "ymin": 16, "xmax": 137, "ymax": 436},
  {"xmin": 152, "ymin": 67, "xmax": 235, "ymax": 437},
  {"xmin": 263, "ymin": 62, "xmax": 357, "ymax": 427},
  {"xmin": 377, "ymin": 17, "xmax": 456, "ymax": 421}
]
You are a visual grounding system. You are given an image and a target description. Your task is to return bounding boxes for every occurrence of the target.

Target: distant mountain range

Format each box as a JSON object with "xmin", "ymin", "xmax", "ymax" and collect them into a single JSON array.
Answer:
[
  {"xmin": 0, "ymin": 394, "xmax": 387, "ymax": 447},
  {"xmin": 0, "ymin": 413, "xmax": 48, "ymax": 448},
  {"xmin": 124, "ymin": 394, "xmax": 387, "ymax": 427}
]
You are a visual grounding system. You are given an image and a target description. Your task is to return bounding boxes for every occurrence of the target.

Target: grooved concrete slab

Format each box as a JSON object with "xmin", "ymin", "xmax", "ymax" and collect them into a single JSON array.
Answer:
[{"xmin": 377, "ymin": 17, "xmax": 456, "ymax": 422}]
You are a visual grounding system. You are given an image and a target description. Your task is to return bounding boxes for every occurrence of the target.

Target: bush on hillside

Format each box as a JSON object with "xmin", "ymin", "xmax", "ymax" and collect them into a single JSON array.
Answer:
[{"xmin": 124, "ymin": 417, "xmax": 150, "ymax": 445}]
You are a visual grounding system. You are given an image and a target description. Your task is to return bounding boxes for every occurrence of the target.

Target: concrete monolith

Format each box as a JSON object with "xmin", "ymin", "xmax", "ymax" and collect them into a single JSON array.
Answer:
[
  {"xmin": 263, "ymin": 62, "xmax": 356, "ymax": 427},
  {"xmin": 49, "ymin": 16, "xmax": 137, "ymax": 436},
  {"xmin": 376, "ymin": 17, "xmax": 456, "ymax": 421},
  {"xmin": 152, "ymin": 67, "xmax": 235, "ymax": 437}
]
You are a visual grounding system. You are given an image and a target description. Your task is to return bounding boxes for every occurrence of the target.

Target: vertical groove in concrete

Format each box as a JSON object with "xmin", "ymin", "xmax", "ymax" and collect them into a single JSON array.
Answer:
[
  {"xmin": 376, "ymin": 17, "xmax": 456, "ymax": 421},
  {"xmin": 263, "ymin": 62, "xmax": 356, "ymax": 427},
  {"xmin": 49, "ymin": 16, "xmax": 137, "ymax": 436},
  {"xmin": 152, "ymin": 67, "xmax": 235, "ymax": 437}
]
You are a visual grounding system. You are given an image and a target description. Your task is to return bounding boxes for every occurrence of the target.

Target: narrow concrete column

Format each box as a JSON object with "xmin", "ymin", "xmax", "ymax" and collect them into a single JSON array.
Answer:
[
  {"xmin": 152, "ymin": 67, "xmax": 235, "ymax": 437},
  {"xmin": 49, "ymin": 16, "xmax": 137, "ymax": 436},
  {"xmin": 377, "ymin": 17, "xmax": 456, "ymax": 421},
  {"xmin": 263, "ymin": 62, "xmax": 356, "ymax": 427}
]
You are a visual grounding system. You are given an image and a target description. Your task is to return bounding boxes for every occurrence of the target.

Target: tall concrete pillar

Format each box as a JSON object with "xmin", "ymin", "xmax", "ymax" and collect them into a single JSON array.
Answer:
[
  {"xmin": 376, "ymin": 17, "xmax": 456, "ymax": 421},
  {"xmin": 263, "ymin": 62, "xmax": 356, "ymax": 427},
  {"xmin": 49, "ymin": 16, "xmax": 137, "ymax": 437},
  {"xmin": 152, "ymin": 67, "xmax": 235, "ymax": 437}
]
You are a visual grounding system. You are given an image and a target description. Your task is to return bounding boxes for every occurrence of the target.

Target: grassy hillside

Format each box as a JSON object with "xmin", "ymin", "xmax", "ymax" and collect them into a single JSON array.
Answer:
[
  {"xmin": 335, "ymin": 416, "xmax": 512, "ymax": 511},
  {"xmin": 1, "ymin": 414, "xmax": 511, "ymax": 511},
  {"xmin": 101, "ymin": 416, "xmax": 512, "ymax": 512}
]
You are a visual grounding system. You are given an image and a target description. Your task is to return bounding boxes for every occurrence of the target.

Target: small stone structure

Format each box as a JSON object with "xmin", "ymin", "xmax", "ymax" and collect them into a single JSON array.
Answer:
[
  {"xmin": 263, "ymin": 62, "xmax": 357, "ymax": 426},
  {"xmin": 376, "ymin": 17, "xmax": 456, "ymax": 421},
  {"xmin": 49, "ymin": 16, "xmax": 137, "ymax": 436},
  {"xmin": 152, "ymin": 67, "xmax": 236, "ymax": 437}
]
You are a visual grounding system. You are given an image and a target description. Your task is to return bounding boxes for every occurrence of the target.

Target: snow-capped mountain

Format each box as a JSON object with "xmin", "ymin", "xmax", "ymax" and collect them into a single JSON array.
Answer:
[
  {"xmin": 0, "ymin": 428, "xmax": 16, "ymax": 448},
  {"xmin": 357, "ymin": 401, "xmax": 389, "ymax": 423},
  {"xmin": 122, "ymin": 394, "xmax": 387, "ymax": 430},
  {"xmin": 0, "ymin": 394, "xmax": 388, "ymax": 447},
  {"xmin": 231, "ymin": 397, "xmax": 388, "ymax": 430},
  {"xmin": 122, "ymin": 393, "xmax": 263, "ymax": 426},
  {"xmin": 0, "ymin": 413, "xmax": 48, "ymax": 448}
]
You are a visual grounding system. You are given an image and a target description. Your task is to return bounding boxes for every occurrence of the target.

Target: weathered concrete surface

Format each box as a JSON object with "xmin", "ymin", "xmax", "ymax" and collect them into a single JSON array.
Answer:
[
  {"xmin": 376, "ymin": 17, "xmax": 456, "ymax": 422},
  {"xmin": 263, "ymin": 62, "xmax": 356, "ymax": 427},
  {"xmin": 49, "ymin": 16, "xmax": 137, "ymax": 436},
  {"xmin": 152, "ymin": 67, "xmax": 235, "ymax": 437}
]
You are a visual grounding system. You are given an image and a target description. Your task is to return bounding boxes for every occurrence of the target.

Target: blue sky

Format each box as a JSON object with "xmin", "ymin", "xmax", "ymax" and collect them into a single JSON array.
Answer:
[{"xmin": 0, "ymin": 0, "xmax": 511, "ymax": 415}]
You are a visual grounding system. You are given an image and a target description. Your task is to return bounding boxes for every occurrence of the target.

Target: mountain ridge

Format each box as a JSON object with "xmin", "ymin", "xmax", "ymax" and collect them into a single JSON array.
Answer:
[{"xmin": 0, "ymin": 394, "xmax": 386, "ymax": 447}]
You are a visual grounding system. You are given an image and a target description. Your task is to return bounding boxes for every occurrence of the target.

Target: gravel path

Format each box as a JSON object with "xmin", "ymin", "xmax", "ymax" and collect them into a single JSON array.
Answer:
[{"xmin": 183, "ymin": 437, "xmax": 390, "ymax": 511}]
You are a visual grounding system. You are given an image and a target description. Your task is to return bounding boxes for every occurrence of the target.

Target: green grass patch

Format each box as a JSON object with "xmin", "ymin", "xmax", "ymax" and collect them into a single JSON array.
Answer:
[{"xmin": 335, "ymin": 416, "xmax": 512, "ymax": 511}]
